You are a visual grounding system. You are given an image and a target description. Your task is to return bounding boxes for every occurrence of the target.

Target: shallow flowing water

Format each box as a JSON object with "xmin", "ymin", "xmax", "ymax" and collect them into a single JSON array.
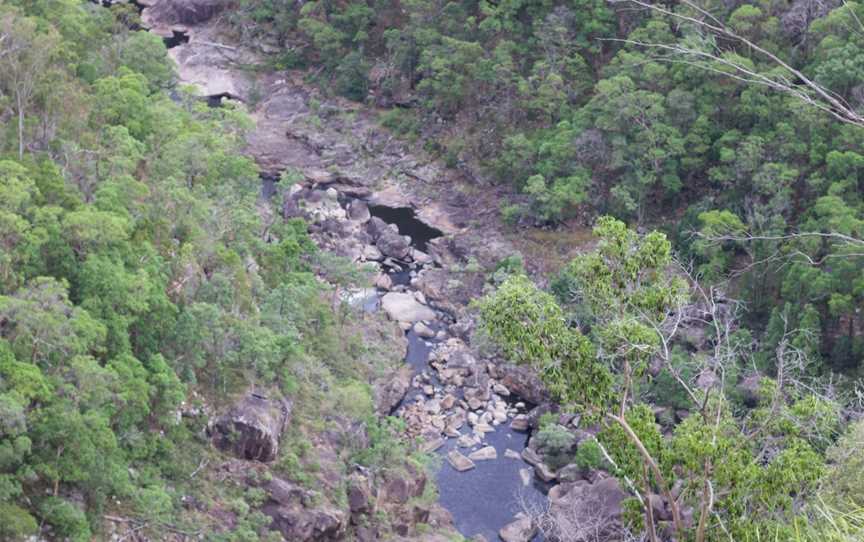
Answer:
[{"xmin": 364, "ymin": 202, "xmax": 547, "ymax": 541}]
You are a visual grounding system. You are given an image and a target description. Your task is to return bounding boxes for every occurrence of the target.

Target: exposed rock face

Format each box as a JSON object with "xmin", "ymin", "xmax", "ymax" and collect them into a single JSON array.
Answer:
[
  {"xmin": 381, "ymin": 292, "xmax": 436, "ymax": 323},
  {"xmin": 498, "ymin": 364, "xmax": 550, "ymax": 405},
  {"xmin": 375, "ymin": 365, "xmax": 412, "ymax": 414},
  {"xmin": 264, "ymin": 499, "xmax": 346, "ymax": 541},
  {"xmin": 347, "ymin": 474, "xmax": 374, "ymax": 516},
  {"xmin": 145, "ymin": 0, "xmax": 227, "ymax": 26},
  {"xmin": 468, "ymin": 446, "xmax": 497, "ymax": 461},
  {"xmin": 209, "ymin": 393, "xmax": 291, "ymax": 461},
  {"xmin": 348, "ymin": 200, "xmax": 371, "ymax": 222}
]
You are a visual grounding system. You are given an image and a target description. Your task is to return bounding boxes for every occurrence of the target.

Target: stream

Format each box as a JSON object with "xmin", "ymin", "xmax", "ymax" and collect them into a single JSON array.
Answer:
[
  {"xmin": 352, "ymin": 200, "xmax": 548, "ymax": 541},
  {"xmin": 128, "ymin": 0, "xmax": 550, "ymax": 537}
]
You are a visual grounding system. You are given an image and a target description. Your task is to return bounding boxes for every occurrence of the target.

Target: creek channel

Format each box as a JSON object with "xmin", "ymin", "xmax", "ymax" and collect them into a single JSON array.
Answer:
[
  {"xmin": 126, "ymin": 0, "xmax": 547, "ymax": 537},
  {"xmin": 324, "ymin": 191, "xmax": 548, "ymax": 541}
]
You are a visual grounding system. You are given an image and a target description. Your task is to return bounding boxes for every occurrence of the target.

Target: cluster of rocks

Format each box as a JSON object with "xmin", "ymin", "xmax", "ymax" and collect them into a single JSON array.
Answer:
[
  {"xmin": 398, "ymin": 339, "xmax": 534, "ymax": 470},
  {"xmin": 283, "ymin": 184, "xmax": 443, "ymax": 293}
]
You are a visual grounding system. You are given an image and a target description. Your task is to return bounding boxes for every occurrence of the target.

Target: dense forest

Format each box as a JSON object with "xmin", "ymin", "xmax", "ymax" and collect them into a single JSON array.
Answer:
[
  {"xmin": 1, "ymin": 0, "xmax": 863, "ymax": 541},
  {"xmin": 0, "ymin": 1, "xmax": 411, "ymax": 540},
  {"xmin": 235, "ymin": 0, "xmax": 864, "ymax": 371},
  {"xmin": 230, "ymin": 0, "xmax": 864, "ymax": 538}
]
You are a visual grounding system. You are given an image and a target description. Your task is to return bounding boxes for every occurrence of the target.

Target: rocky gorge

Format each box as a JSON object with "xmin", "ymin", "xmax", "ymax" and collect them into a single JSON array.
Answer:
[{"xmin": 129, "ymin": 1, "xmax": 636, "ymax": 541}]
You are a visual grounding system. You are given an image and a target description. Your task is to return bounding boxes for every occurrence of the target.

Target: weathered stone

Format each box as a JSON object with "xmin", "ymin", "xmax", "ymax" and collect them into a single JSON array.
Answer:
[
  {"xmin": 474, "ymin": 422, "xmax": 495, "ymax": 434},
  {"xmin": 264, "ymin": 501, "xmax": 346, "ymax": 542},
  {"xmin": 499, "ymin": 364, "xmax": 549, "ymax": 404},
  {"xmin": 499, "ymin": 514, "xmax": 535, "ymax": 542},
  {"xmin": 209, "ymin": 392, "xmax": 291, "ymax": 462},
  {"xmin": 534, "ymin": 462, "xmax": 557, "ymax": 482},
  {"xmin": 467, "ymin": 397, "xmax": 484, "ymax": 411},
  {"xmin": 493, "ymin": 383, "xmax": 511, "ymax": 397},
  {"xmin": 145, "ymin": 0, "xmax": 227, "ymax": 26},
  {"xmin": 504, "ymin": 448, "xmax": 522, "ymax": 460},
  {"xmin": 347, "ymin": 474, "xmax": 373, "ymax": 516},
  {"xmin": 266, "ymin": 477, "xmax": 308, "ymax": 506},
  {"xmin": 348, "ymin": 200, "xmax": 371, "ymax": 222},
  {"xmin": 414, "ymin": 321, "xmax": 436, "ymax": 338},
  {"xmin": 412, "ymin": 248, "xmax": 434, "ymax": 265},
  {"xmin": 447, "ymin": 450, "xmax": 476, "ymax": 472},
  {"xmin": 362, "ymin": 244, "xmax": 383, "ymax": 261},
  {"xmin": 377, "ymin": 229, "xmax": 411, "ymax": 259},
  {"xmin": 547, "ymin": 478, "xmax": 627, "ymax": 540},
  {"xmin": 440, "ymin": 394, "xmax": 457, "ymax": 410},
  {"xmin": 366, "ymin": 216, "xmax": 390, "ymax": 240},
  {"xmin": 468, "ymin": 446, "xmax": 497, "ymax": 461},
  {"xmin": 444, "ymin": 426, "xmax": 461, "ymax": 438},
  {"xmin": 520, "ymin": 447, "xmax": 542, "ymax": 467},
  {"xmin": 375, "ymin": 273, "xmax": 393, "ymax": 290},
  {"xmin": 457, "ymin": 434, "xmax": 478, "ymax": 448},
  {"xmin": 509, "ymin": 415, "xmax": 529, "ymax": 432},
  {"xmin": 381, "ymin": 292, "xmax": 436, "ymax": 322},
  {"xmin": 422, "ymin": 438, "xmax": 445, "ymax": 453},
  {"xmin": 375, "ymin": 365, "xmax": 411, "ymax": 415}
]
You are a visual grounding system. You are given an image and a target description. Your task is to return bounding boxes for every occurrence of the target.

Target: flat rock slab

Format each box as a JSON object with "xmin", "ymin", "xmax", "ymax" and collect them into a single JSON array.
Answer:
[
  {"xmin": 381, "ymin": 292, "xmax": 436, "ymax": 323},
  {"xmin": 447, "ymin": 450, "xmax": 476, "ymax": 472},
  {"xmin": 468, "ymin": 446, "xmax": 498, "ymax": 461}
]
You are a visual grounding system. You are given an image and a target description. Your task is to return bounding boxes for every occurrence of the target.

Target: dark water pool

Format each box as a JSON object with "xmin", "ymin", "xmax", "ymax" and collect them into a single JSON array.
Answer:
[
  {"xmin": 437, "ymin": 427, "xmax": 547, "ymax": 541},
  {"xmin": 400, "ymin": 323, "xmax": 548, "ymax": 541},
  {"xmin": 368, "ymin": 205, "xmax": 443, "ymax": 252},
  {"xmin": 163, "ymin": 30, "xmax": 190, "ymax": 49}
]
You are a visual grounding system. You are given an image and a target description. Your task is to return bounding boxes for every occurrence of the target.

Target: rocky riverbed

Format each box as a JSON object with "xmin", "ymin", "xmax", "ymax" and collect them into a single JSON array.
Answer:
[
  {"xmin": 135, "ymin": 2, "xmax": 634, "ymax": 541},
  {"xmin": 284, "ymin": 182, "xmax": 551, "ymax": 540}
]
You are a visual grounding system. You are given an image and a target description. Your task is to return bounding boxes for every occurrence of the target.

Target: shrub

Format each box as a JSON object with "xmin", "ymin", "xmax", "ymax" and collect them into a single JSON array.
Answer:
[
  {"xmin": 0, "ymin": 503, "xmax": 38, "ymax": 541},
  {"xmin": 39, "ymin": 498, "xmax": 91, "ymax": 542},
  {"xmin": 574, "ymin": 438, "xmax": 605, "ymax": 470},
  {"xmin": 534, "ymin": 423, "xmax": 576, "ymax": 470}
]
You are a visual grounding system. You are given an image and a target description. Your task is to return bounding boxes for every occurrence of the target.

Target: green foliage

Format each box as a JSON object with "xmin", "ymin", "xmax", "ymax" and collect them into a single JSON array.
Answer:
[
  {"xmin": 0, "ymin": 502, "xmax": 38, "ymax": 541},
  {"xmin": 534, "ymin": 423, "xmax": 576, "ymax": 470},
  {"xmin": 820, "ymin": 419, "xmax": 864, "ymax": 508},
  {"xmin": 599, "ymin": 404, "xmax": 667, "ymax": 482},
  {"xmin": 352, "ymin": 416, "xmax": 410, "ymax": 470},
  {"xmin": 574, "ymin": 438, "xmax": 605, "ymax": 471},
  {"xmin": 0, "ymin": 3, "xmax": 362, "ymax": 537},
  {"xmin": 556, "ymin": 216, "xmax": 687, "ymax": 376},
  {"xmin": 475, "ymin": 273, "xmax": 613, "ymax": 408},
  {"xmin": 39, "ymin": 497, "xmax": 91, "ymax": 542}
]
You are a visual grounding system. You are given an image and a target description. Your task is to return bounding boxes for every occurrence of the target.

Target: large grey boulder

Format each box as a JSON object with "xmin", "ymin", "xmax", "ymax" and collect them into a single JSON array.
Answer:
[
  {"xmin": 209, "ymin": 392, "xmax": 291, "ymax": 462},
  {"xmin": 499, "ymin": 364, "xmax": 550, "ymax": 405},
  {"xmin": 381, "ymin": 292, "xmax": 436, "ymax": 323},
  {"xmin": 375, "ymin": 365, "xmax": 412, "ymax": 415},
  {"xmin": 376, "ymin": 229, "xmax": 411, "ymax": 259}
]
